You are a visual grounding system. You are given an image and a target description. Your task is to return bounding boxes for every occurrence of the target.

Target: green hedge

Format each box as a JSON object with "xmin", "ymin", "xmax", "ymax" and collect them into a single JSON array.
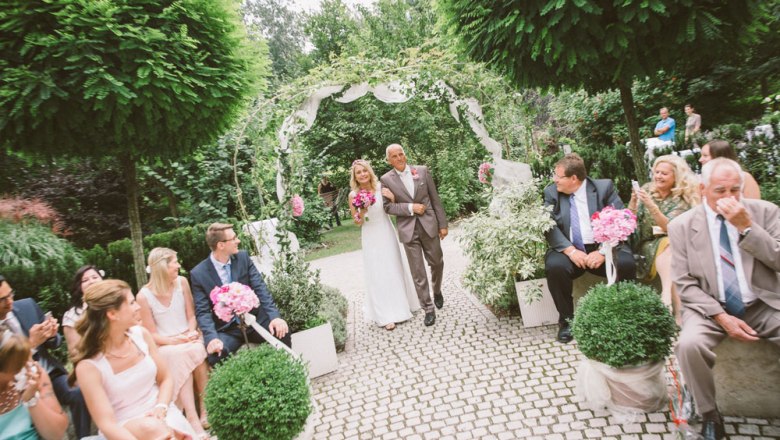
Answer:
[{"xmin": 81, "ymin": 224, "xmax": 212, "ymax": 291}]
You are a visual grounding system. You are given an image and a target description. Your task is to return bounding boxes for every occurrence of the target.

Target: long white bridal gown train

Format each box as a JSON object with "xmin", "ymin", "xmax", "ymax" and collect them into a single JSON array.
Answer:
[{"xmin": 360, "ymin": 183, "xmax": 421, "ymax": 326}]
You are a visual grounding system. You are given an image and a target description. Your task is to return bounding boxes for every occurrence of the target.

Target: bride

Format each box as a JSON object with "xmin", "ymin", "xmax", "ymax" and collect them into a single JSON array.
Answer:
[{"xmin": 349, "ymin": 159, "xmax": 420, "ymax": 330}]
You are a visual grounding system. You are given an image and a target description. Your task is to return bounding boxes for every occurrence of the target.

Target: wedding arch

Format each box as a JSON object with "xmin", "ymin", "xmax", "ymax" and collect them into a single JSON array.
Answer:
[{"xmin": 272, "ymin": 78, "xmax": 532, "ymax": 201}]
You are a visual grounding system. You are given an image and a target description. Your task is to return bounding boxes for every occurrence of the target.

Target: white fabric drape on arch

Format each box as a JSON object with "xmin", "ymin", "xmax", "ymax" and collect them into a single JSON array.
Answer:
[{"xmin": 275, "ymin": 80, "xmax": 532, "ymax": 202}]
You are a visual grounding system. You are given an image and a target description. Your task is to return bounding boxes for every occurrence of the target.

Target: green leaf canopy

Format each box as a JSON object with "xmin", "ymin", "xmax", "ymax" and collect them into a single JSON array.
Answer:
[
  {"xmin": 0, "ymin": 0, "xmax": 266, "ymax": 158},
  {"xmin": 438, "ymin": 0, "xmax": 757, "ymax": 93}
]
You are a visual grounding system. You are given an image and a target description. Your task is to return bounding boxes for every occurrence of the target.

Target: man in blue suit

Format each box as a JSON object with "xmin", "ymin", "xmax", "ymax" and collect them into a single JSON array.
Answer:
[
  {"xmin": 0, "ymin": 274, "xmax": 91, "ymax": 438},
  {"xmin": 190, "ymin": 223, "xmax": 290, "ymax": 366},
  {"xmin": 543, "ymin": 154, "xmax": 637, "ymax": 343}
]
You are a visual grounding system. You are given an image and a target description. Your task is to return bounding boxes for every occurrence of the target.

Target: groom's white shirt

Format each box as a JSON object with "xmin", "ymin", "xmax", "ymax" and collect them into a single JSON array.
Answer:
[{"xmin": 395, "ymin": 166, "xmax": 415, "ymax": 215}]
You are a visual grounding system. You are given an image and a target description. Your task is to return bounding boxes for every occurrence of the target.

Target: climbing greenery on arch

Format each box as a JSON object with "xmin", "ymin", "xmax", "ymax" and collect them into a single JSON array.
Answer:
[{"xmin": 231, "ymin": 45, "xmax": 540, "ymax": 231}]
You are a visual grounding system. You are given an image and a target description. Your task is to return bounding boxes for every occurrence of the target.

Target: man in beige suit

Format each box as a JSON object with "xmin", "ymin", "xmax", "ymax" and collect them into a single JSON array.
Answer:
[
  {"xmin": 381, "ymin": 144, "xmax": 448, "ymax": 326},
  {"xmin": 669, "ymin": 158, "xmax": 780, "ymax": 440}
]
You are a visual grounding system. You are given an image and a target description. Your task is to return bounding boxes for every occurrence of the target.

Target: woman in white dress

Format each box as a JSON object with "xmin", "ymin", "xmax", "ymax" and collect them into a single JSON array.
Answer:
[
  {"xmin": 349, "ymin": 159, "xmax": 420, "ymax": 330},
  {"xmin": 72, "ymin": 279, "xmax": 197, "ymax": 439},
  {"xmin": 137, "ymin": 248, "xmax": 209, "ymax": 437}
]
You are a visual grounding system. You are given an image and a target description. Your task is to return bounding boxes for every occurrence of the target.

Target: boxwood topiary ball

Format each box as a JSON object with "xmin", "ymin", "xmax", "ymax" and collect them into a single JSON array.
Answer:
[
  {"xmin": 205, "ymin": 345, "xmax": 311, "ymax": 440},
  {"xmin": 571, "ymin": 281, "xmax": 677, "ymax": 368}
]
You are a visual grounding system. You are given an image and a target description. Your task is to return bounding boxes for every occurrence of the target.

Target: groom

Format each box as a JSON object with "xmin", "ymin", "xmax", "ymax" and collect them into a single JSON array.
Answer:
[
  {"xmin": 381, "ymin": 144, "xmax": 448, "ymax": 326},
  {"xmin": 190, "ymin": 222, "xmax": 290, "ymax": 365}
]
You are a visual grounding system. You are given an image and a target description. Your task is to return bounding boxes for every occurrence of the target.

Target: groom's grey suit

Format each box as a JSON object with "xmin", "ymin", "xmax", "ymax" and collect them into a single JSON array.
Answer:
[{"xmin": 381, "ymin": 165, "xmax": 448, "ymax": 313}]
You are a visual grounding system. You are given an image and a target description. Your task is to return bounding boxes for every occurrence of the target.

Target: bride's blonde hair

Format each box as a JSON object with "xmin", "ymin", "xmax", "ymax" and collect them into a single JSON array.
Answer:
[{"xmin": 350, "ymin": 159, "xmax": 378, "ymax": 193}]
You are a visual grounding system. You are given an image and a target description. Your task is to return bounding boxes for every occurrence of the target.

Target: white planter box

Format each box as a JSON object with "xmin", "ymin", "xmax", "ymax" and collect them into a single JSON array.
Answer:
[
  {"xmin": 515, "ymin": 278, "xmax": 559, "ymax": 328},
  {"xmin": 291, "ymin": 322, "xmax": 338, "ymax": 378}
]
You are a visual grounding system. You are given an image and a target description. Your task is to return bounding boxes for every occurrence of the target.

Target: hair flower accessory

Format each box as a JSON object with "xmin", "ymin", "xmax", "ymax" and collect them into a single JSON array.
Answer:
[{"xmin": 145, "ymin": 265, "xmax": 151, "ymax": 274}]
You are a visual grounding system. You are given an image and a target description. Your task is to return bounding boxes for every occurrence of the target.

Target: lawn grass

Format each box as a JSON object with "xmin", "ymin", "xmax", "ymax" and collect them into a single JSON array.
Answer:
[{"xmin": 304, "ymin": 223, "xmax": 362, "ymax": 261}]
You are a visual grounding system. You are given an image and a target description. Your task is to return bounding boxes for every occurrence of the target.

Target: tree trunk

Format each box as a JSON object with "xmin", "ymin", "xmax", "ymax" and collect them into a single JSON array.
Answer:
[
  {"xmin": 123, "ymin": 157, "xmax": 147, "ymax": 289},
  {"xmin": 618, "ymin": 81, "xmax": 649, "ymax": 184}
]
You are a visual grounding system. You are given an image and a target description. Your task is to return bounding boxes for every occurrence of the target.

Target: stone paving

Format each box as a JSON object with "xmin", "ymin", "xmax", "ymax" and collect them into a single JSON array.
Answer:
[{"xmin": 308, "ymin": 226, "xmax": 780, "ymax": 440}]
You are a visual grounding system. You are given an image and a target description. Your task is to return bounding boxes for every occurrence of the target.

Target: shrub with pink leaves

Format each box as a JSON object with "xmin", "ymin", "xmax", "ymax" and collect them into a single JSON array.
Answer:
[{"xmin": 0, "ymin": 196, "xmax": 68, "ymax": 235}]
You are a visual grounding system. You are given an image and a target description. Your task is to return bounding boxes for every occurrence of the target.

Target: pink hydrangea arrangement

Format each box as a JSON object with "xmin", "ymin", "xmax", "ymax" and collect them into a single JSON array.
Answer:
[
  {"xmin": 478, "ymin": 162, "xmax": 494, "ymax": 184},
  {"xmin": 352, "ymin": 189, "xmax": 376, "ymax": 222},
  {"xmin": 209, "ymin": 282, "xmax": 260, "ymax": 323},
  {"xmin": 290, "ymin": 194, "xmax": 304, "ymax": 217},
  {"xmin": 591, "ymin": 206, "xmax": 637, "ymax": 246}
]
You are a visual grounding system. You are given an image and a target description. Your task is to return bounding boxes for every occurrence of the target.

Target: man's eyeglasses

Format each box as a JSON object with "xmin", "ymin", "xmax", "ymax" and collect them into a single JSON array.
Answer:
[
  {"xmin": 0, "ymin": 291, "xmax": 15, "ymax": 304},
  {"xmin": 220, "ymin": 235, "xmax": 239, "ymax": 243},
  {"xmin": 551, "ymin": 171, "xmax": 569, "ymax": 181}
]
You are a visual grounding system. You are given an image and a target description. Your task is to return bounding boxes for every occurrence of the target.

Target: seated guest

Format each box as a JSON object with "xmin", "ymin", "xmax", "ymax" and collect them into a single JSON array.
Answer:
[
  {"xmin": 543, "ymin": 154, "xmax": 637, "ymax": 343},
  {"xmin": 72, "ymin": 280, "xmax": 197, "ymax": 439},
  {"xmin": 699, "ymin": 140, "xmax": 761, "ymax": 199},
  {"xmin": 63, "ymin": 265, "xmax": 104, "ymax": 359},
  {"xmin": 629, "ymin": 155, "xmax": 700, "ymax": 320},
  {"xmin": 669, "ymin": 158, "xmax": 780, "ymax": 440},
  {"xmin": 137, "ymin": 247, "xmax": 209, "ymax": 436},
  {"xmin": 0, "ymin": 330, "xmax": 69, "ymax": 440},
  {"xmin": 190, "ymin": 223, "xmax": 291, "ymax": 366},
  {"xmin": 0, "ymin": 274, "xmax": 91, "ymax": 439}
]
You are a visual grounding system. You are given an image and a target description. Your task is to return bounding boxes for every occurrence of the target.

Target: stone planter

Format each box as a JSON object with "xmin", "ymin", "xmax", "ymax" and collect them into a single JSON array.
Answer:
[
  {"xmin": 515, "ymin": 278, "xmax": 558, "ymax": 328},
  {"xmin": 291, "ymin": 322, "xmax": 338, "ymax": 379}
]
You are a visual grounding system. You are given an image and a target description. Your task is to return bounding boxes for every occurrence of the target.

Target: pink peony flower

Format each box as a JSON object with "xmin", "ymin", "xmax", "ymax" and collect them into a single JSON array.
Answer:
[
  {"xmin": 591, "ymin": 206, "xmax": 637, "ymax": 246},
  {"xmin": 209, "ymin": 282, "xmax": 260, "ymax": 323},
  {"xmin": 291, "ymin": 194, "xmax": 305, "ymax": 217},
  {"xmin": 478, "ymin": 162, "xmax": 494, "ymax": 184}
]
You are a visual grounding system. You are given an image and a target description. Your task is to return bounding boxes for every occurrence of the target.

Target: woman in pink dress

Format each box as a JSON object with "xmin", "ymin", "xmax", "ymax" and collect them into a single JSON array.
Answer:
[
  {"xmin": 137, "ymin": 248, "xmax": 209, "ymax": 436},
  {"xmin": 72, "ymin": 279, "xmax": 197, "ymax": 439}
]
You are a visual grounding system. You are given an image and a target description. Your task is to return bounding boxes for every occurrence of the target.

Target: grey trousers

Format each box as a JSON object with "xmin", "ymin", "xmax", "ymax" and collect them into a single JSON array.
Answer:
[
  {"xmin": 676, "ymin": 300, "xmax": 780, "ymax": 414},
  {"xmin": 402, "ymin": 221, "xmax": 444, "ymax": 313}
]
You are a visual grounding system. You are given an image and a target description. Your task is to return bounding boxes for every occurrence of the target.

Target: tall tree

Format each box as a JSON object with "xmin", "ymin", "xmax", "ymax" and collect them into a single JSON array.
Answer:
[
  {"xmin": 304, "ymin": 0, "xmax": 358, "ymax": 65},
  {"xmin": 0, "ymin": 0, "xmax": 267, "ymax": 286},
  {"xmin": 242, "ymin": 0, "xmax": 311, "ymax": 86},
  {"xmin": 349, "ymin": 0, "xmax": 438, "ymax": 59},
  {"xmin": 438, "ymin": 0, "xmax": 758, "ymax": 182}
]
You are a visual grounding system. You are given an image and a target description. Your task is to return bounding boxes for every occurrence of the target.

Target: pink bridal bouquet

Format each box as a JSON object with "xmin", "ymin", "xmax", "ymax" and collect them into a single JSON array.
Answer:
[
  {"xmin": 210, "ymin": 282, "xmax": 259, "ymax": 343},
  {"xmin": 478, "ymin": 162, "xmax": 494, "ymax": 184},
  {"xmin": 591, "ymin": 206, "xmax": 637, "ymax": 285},
  {"xmin": 352, "ymin": 189, "xmax": 376, "ymax": 223}
]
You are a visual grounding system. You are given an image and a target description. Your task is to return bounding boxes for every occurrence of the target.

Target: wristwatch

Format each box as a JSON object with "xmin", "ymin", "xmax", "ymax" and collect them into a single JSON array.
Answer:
[
  {"xmin": 739, "ymin": 227, "xmax": 752, "ymax": 238},
  {"xmin": 23, "ymin": 391, "xmax": 40, "ymax": 408}
]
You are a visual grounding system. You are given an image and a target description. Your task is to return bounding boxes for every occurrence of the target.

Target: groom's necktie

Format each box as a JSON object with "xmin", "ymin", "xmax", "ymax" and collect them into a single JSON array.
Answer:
[
  {"xmin": 224, "ymin": 262, "xmax": 233, "ymax": 284},
  {"xmin": 569, "ymin": 194, "xmax": 586, "ymax": 252},
  {"xmin": 717, "ymin": 215, "xmax": 745, "ymax": 317}
]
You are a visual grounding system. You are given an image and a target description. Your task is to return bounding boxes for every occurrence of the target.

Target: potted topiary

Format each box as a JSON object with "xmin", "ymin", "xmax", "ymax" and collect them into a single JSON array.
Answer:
[
  {"xmin": 571, "ymin": 282, "xmax": 677, "ymax": 415},
  {"xmin": 205, "ymin": 345, "xmax": 314, "ymax": 440},
  {"xmin": 458, "ymin": 178, "xmax": 556, "ymax": 324},
  {"xmin": 267, "ymin": 250, "xmax": 338, "ymax": 378}
]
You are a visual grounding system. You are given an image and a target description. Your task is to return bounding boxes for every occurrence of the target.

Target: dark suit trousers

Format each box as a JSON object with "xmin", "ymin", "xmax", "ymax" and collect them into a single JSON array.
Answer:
[
  {"xmin": 676, "ymin": 301, "xmax": 780, "ymax": 415},
  {"xmin": 207, "ymin": 321, "xmax": 292, "ymax": 366},
  {"xmin": 545, "ymin": 243, "xmax": 637, "ymax": 324},
  {"xmin": 51, "ymin": 374, "xmax": 91, "ymax": 439}
]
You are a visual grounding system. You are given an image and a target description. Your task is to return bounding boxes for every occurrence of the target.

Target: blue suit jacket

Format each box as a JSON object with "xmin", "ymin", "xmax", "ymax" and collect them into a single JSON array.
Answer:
[
  {"xmin": 189, "ymin": 251, "xmax": 281, "ymax": 345},
  {"xmin": 12, "ymin": 298, "xmax": 67, "ymax": 379}
]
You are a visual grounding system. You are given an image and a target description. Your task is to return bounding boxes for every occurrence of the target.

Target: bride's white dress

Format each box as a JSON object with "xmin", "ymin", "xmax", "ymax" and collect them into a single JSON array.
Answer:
[{"xmin": 360, "ymin": 184, "xmax": 421, "ymax": 326}]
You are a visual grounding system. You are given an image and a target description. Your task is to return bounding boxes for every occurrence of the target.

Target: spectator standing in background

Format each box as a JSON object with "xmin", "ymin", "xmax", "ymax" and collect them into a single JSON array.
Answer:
[
  {"xmin": 654, "ymin": 107, "xmax": 676, "ymax": 142},
  {"xmin": 684, "ymin": 104, "xmax": 701, "ymax": 142}
]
